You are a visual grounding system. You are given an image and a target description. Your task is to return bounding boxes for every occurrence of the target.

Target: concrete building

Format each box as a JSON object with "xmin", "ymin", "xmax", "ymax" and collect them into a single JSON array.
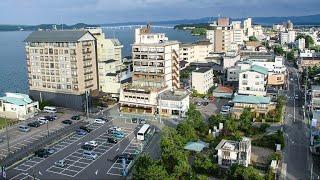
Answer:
[
  {"xmin": 192, "ymin": 68, "xmax": 214, "ymax": 94},
  {"xmin": 158, "ymin": 89, "xmax": 190, "ymax": 117},
  {"xmin": 180, "ymin": 40, "xmax": 213, "ymax": 63},
  {"xmin": 0, "ymin": 93, "xmax": 39, "ymax": 120},
  {"xmin": 296, "ymin": 38, "xmax": 306, "ymax": 51},
  {"xmin": 244, "ymin": 18, "xmax": 252, "ymax": 32},
  {"xmin": 87, "ymin": 28, "xmax": 128, "ymax": 96},
  {"xmin": 25, "ymin": 30, "xmax": 98, "ymax": 110},
  {"xmin": 119, "ymin": 25, "xmax": 180, "ymax": 114},
  {"xmin": 238, "ymin": 65, "xmax": 268, "ymax": 96},
  {"xmin": 280, "ymin": 30, "xmax": 296, "ymax": 44},
  {"xmin": 215, "ymin": 137, "xmax": 251, "ymax": 167},
  {"xmin": 232, "ymin": 95, "xmax": 276, "ymax": 118},
  {"xmin": 227, "ymin": 61, "xmax": 252, "ymax": 82},
  {"xmin": 223, "ymin": 52, "xmax": 241, "ymax": 70},
  {"xmin": 311, "ymin": 85, "xmax": 320, "ymax": 110},
  {"xmin": 298, "ymin": 55, "xmax": 320, "ymax": 70}
]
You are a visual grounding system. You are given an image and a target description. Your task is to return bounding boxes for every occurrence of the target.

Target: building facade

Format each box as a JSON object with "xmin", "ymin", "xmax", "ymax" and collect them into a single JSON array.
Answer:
[
  {"xmin": 158, "ymin": 90, "xmax": 190, "ymax": 117},
  {"xmin": 192, "ymin": 68, "xmax": 214, "ymax": 94},
  {"xmin": 238, "ymin": 65, "xmax": 268, "ymax": 96},
  {"xmin": 25, "ymin": 30, "xmax": 98, "ymax": 110}
]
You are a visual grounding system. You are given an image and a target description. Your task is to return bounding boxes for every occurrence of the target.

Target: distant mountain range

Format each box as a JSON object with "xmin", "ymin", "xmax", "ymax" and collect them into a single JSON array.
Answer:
[{"xmin": 1, "ymin": 14, "xmax": 320, "ymax": 31}]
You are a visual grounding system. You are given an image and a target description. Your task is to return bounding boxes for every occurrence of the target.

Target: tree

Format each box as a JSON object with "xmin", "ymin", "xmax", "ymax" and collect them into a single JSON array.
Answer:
[
  {"xmin": 208, "ymin": 114, "xmax": 225, "ymax": 128},
  {"xmin": 133, "ymin": 155, "xmax": 169, "ymax": 180},
  {"xmin": 229, "ymin": 164, "xmax": 264, "ymax": 180},
  {"xmin": 224, "ymin": 117, "xmax": 237, "ymax": 134},
  {"xmin": 239, "ymin": 108, "xmax": 253, "ymax": 135},
  {"xmin": 249, "ymin": 36, "xmax": 258, "ymax": 41},
  {"xmin": 273, "ymin": 45, "xmax": 284, "ymax": 55},
  {"xmin": 177, "ymin": 120, "xmax": 198, "ymax": 143},
  {"xmin": 193, "ymin": 153, "xmax": 218, "ymax": 174},
  {"xmin": 191, "ymin": 28, "xmax": 207, "ymax": 36},
  {"xmin": 286, "ymin": 50, "xmax": 295, "ymax": 61}
]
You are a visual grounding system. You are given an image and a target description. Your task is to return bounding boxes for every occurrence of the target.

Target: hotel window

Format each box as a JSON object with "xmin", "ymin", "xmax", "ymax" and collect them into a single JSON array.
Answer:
[
  {"xmin": 242, "ymin": 74, "xmax": 248, "ymax": 79},
  {"xmin": 67, "ymin": 85, "xmax": 71, "ymax": 89},
  {"xmin": 64, "ymin": 50, "xmax": 69, "ymax": 54}
]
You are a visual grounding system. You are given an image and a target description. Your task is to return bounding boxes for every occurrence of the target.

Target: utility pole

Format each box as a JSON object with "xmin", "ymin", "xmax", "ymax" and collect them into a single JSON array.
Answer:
[
  {"xmin": 86, "ymin": 90, "xmax": 89, "ymax": 119},
  {"xmin": 5, "ymin": 117, "xmax": 10, "ymax": 154}
]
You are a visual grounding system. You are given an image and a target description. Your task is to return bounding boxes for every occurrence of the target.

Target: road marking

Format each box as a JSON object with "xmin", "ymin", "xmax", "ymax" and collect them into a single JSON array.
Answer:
[
  {"xmin": 95, "ymin": 169, "xmax": 98, "ymax": 175},
  {"xmin": 116, "ymin": 148, "xmax": 120, "ymax": 151},
  {"xmin": 39, "ymin": 171, "xmax": 42, "ymax": 175},
  {"xmin": 78, "ymin": 142, "xmax": 82, "ymax": 145}
]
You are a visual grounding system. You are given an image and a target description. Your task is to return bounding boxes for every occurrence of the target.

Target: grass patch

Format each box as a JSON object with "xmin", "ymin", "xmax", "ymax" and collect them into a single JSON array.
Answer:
[{"xmin": 0, "ymin": 118, "xmax": 18, "ymax": 129}]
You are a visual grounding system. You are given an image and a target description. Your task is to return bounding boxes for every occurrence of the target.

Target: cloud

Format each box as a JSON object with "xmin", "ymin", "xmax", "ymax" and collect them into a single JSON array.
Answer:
[{"xmin": 0, "ymin": 0, "xmax": 319, "ymax": 24}]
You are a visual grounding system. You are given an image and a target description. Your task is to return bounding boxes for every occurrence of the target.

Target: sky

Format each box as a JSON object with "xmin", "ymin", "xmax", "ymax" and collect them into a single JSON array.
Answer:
[{"xmin": 1, "ymin": 0, "xmax": 320, "ymax": 25}]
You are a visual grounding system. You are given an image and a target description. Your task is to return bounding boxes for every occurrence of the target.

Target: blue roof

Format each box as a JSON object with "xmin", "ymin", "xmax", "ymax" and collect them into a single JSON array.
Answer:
[
  {"xmin": 0, "ymin": 93, "xmax": 33, "ymax": 106},
  {"xmin": 184, "ymin": 141, "xmax": 208, "ymax": 152},
  {"xmin": 233, "ymin": 95, "xmax": 271, "ymax": 104},
  {"xmin": 241, "ymin": 64, "xmax": 268, "ymax": 75}
]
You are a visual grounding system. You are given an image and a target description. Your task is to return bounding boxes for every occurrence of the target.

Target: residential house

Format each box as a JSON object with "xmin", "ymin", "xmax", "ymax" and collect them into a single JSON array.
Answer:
[
  {"xmin": 215, "ymin": 137, "xmax": 251, "ymax": 167},
  {"xmin": 158, "ymin": 89, "xmax": 190, "ymax": 117},
  {"xmin": 0, "ymin": 93, "xmax": 39, "ymax": 120}
]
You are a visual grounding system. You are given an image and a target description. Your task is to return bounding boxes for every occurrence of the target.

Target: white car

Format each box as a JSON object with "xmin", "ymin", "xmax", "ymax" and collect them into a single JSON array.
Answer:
[
  {"xmin": 110, "ymin": 126, "xmax": 121, "ymax": 132},
  {"xmin": 94, "ymin": 119, "xmax": 105, "ymax": 124},
  {"xmin": 38, "ymin": 117, "xmax": 48, "ymax": 124},
  {"xmin": 84, "ymin": 141, "xmax": 98, "ymax": 147},
  {"xmin": 54, "ymin": 160, "xmax": 67, "ymax": 167}
]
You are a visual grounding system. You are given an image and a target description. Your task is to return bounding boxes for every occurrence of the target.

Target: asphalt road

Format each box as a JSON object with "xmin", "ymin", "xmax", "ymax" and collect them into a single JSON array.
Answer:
[{"xmin": 283, "ymin": 64, "xmax": 311, "ymax": 179}]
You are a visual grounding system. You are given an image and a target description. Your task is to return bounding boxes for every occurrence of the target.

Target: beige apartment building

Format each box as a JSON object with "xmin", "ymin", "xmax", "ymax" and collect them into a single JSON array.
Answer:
[
  {"xmin": 180, "ymin": 40, "xmax": 213, "ymax": 63},
  {"xmin": 119, "ymin": 25, "xmax": 180, "ymax": 114},
  {"xmin": 192, "ymin": 68, "xmax": 214, "ymax": 94},
  {"xmin": 25, "ymin": 30, "xmax": 98, "ymax": 110}
]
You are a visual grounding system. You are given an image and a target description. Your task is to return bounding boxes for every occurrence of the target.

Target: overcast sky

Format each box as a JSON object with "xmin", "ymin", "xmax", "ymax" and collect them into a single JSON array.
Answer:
[{"xmin": 1, "ymin": 0, "xmax": 320, "ymax": 25}]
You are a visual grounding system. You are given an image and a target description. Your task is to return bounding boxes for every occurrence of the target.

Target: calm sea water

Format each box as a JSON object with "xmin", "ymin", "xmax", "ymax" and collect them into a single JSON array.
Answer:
[{"xmin": 0, "ymin": 28, "xmax": 201, "ymax": 96}]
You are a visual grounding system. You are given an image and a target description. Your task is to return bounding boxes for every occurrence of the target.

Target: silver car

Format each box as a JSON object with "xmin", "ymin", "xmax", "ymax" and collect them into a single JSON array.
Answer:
[{"xmin": 54, "ymin": 160, "xmax": 67, "ymax": 167}]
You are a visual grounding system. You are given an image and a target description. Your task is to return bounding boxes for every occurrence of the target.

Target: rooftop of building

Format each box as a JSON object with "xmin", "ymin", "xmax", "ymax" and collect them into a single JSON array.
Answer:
[
  {"xmin": 233, "ymin": 95, "xmax": 271, "ymax": 104},
  {"xmin": 241, "ymin": 65, "xmax": 268, "ymax": 75},
  {"xmin": 110, "ymin": 39, "xmax": 122, "ymax": 46},
  {"xmin": 193, "ymin": 40, "xmax": 212, "ymax": 46},
  {"xmin": 215, "ymin": 137, "xmax": 250, "ymax": 151},
  {"xmin": 100, "ymin": 59, "xmax": 118, "ymax": 64},
  {"xmin": 0, "ymin": 93, "xmax": 34, "ymax": 106},
  {"xmin": 159, "ymin": 89, "xmax": 190, "ymax": 101},
  {"xmin": 192, "ymin": 67, "xmax": 212, "ymax": 73},
  {"xmin": 133, "ymin": 40, "xmax": 180, "ymax": 47},
  {"xmin": 25, "ymin": 30, "xmax": 91, "ymax": 43}
]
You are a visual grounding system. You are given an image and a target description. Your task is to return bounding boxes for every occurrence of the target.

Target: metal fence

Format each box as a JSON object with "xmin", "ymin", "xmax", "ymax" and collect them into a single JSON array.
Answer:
[{"xmin": 0, "ymin": 121, "xmax": 88, "ymax": 168}]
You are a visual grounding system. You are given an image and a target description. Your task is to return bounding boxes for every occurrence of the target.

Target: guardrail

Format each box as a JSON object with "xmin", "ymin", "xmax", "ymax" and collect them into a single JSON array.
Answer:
[{"xmin": 0, "ymin": 121, "xmax": 88, "ymax": 167}]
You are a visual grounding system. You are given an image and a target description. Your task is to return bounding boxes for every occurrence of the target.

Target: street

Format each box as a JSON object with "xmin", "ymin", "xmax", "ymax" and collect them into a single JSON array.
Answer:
[{"xmin": 283, "ymin": 64, "xmax": 317, "ymax": 179}]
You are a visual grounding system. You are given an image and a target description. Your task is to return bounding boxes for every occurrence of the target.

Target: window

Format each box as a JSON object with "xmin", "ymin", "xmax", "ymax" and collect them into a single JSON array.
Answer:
[
  {"xmin": 277, "ymin": 77, "xmax": 281, "ymax": 80},
  {"xmin": 255, "ymin": 82, "xmax": 259, "ymax": 85},
  {"xmin": 242, "ymin": 74, "xmax": 248, "ymax": 79}
]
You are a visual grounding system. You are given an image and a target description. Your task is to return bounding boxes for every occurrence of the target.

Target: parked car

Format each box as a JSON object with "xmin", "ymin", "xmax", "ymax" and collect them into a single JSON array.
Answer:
[
  {"xmin": 117, "ymin": 153, "xmax": 136, "ymax": 161},
  {"xmin": 139, "ymin": 118, "xmax": 146, "ymax": 124},
  {"xmin": 38, "ymin": 117, "xmax": 48, "ymax": 124},
  {"xmin": 62, "ymin": 120, "xmax": 72, "ymax": 125},
  {"xmin": 34, "ymin": 149, "xmax": 50, "ymax": 158},
  {"xmin": 81, "ymin": 144, "xmax": 94, "ymax": 151},
  {"xmin": 18, "ymin": 125, "xmax": 30, "ymax": 132},
  {"xmin": 28, "ymin": 121, "xmax": 41, "ymax": 128},
  {"xmin": 220, "ymin": 105, "xmax": 231, "ymax": 115},
  {"xmin": 94, "ymin": 119, "xmax": 105, "ymax": 124},
  {"xmin": 54, "ymin": 160, "xmax": 67, "ymax": 167},
  {"xmin": 113, "ymin": 132, "xmax": 125, "ymax": 139},
  {"xmin": 107, "ymin": 137, "xmax": 118, "ymax": 144},
  {"xmin": 99, "ymin": 116, "xmax": 108, "ymax": 122},
  {"xmin": 71, "ymin": 115, "xmax": 81, "ymax": 120},
  {"xmin": 108, "ymin": 126, "xmax": 122, "ymax": 134},
  {"xmin": 76, "ymin": 129, "xmax": 87, "ymax": 136},
  {"xmin": 44, "ymin": 115, "xmax": 57, "ymax": 121},
  {"xmin": 83, "ymin": 150, "xmax": 97, "ymax": 160},
  {"xmin": 84, "ymin": 141, "xmax": 98, "ymax": 147},
  {"xmin": 80, "ymin": 126, "xmax": 92, "ymax": 133},
  {"xmin": 47, "ymin": 148, "xmax": 56, "ymax": 155},
  {"xmin": 132, "ymin": 118, "xmax": 138, "ymax": 123}
]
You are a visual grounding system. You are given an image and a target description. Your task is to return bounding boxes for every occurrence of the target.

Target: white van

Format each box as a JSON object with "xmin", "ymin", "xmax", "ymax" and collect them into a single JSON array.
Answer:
[
  {"xmin": 18, "ymin": 125, "xmax": 30, "ymax": 132},
  {"xmin": 43, "ymin": 106, "xmax": 57, "ymax": 113},
  {"xmin": 83, "ymin": 150, "xmax": 97, "ymax": 160}
]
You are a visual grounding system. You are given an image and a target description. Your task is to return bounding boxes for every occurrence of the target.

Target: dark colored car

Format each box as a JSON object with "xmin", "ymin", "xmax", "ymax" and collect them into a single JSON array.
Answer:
[
  {"xmin": 35, "ymin": 149, "xmax": 50, "ymax": 158},
  {"xmin": 80, "ymin": 126, "xmax": 92, "ymax": 133},
  {"xmin": 132, "ymin": 118, "xmax": 138, "ymax": 123},
  {"xmin": 62, "ymin": 120, "xmax": 72, "ymax": 125},
  {"xmin": 44, "ymin": 115, "xmax": 57, "ymax": 121},
  {"xmin": 28, "ymin": 121, "xmax": 41, "ymax": 128},
  {"xmin": 71, "ymin": 115, "xmax": 81, "ymax": 120},
  {"xmin": 117, "ymin": 153, "xmax": 136, "ymax": 161},
  {"xmin": 139, "ymin": 118, "xmax": 146, "ymax": 124},
  {"xmin": 76, "ymin": 129, "xmax": 87, "ymax": 135},
  {"xmin": 99, "ymin": 116, "xmax": 108, "ymax": 122},
  {"xmin": 107, "ymin": 137, "xmax": 118, "ymax": 144},
  {"xmin": 81, "ymin": 144, "xmax": 94, "ymax": 151}
]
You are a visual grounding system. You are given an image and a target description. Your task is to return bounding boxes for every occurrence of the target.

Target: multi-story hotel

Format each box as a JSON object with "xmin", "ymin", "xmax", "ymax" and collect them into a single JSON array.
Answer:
[
  {"xmin": 119, "ymin": 25, "xmax": 181, "ymax": 115},
  {"xmin": 25, "ymin": 30, "xmax": 98, "ymax": 110}
]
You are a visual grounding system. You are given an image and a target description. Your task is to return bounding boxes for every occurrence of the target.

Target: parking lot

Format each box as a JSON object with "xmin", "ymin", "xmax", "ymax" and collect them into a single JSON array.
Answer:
[
  {"xmin": 191, "ymin": 97, "xmax": 229, "ymax": 120},
  {"xmin": 7, "ymin": 117, "xmax": 149, "ymax": 179},
  {"xmin": 0, "ymin": 109, "xmax": 81, "ymax": 160}
]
